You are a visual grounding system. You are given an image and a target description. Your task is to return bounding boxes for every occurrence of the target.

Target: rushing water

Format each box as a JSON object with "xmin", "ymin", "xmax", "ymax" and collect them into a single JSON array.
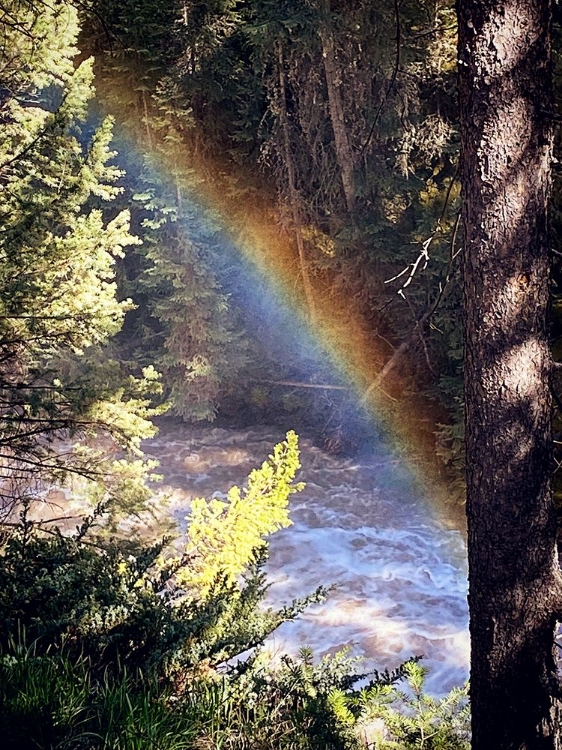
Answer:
[{"xmin": 143, "ymin": 420, "xmax": 469, "ymax": 695}]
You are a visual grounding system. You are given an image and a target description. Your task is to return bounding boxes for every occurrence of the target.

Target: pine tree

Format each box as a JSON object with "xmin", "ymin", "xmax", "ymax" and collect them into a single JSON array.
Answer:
[
  {"xmin": 133, "ymin": 168, "xmax": 248, "ymax": 420},
  {"xmin": 81, "ymin": 0, "xmax": 251, "ymax": 421},
  {"xmin": 0, "ymin": 1, "xmax": 159, "ymax": 511}
]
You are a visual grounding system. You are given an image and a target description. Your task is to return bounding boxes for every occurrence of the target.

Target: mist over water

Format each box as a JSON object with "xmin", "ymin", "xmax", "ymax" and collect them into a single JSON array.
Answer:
[
  {"xmin": 132, "ymin": 193, "xmax": 469, "ymax": 695},
  {"xmin": 144, "ymin": 422, "xmax": 469, "ymax": 696}
]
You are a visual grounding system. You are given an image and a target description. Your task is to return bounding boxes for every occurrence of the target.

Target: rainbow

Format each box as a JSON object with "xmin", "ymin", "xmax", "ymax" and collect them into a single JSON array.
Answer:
[{"xmin": 95, "ymin": 71, "xmax": 456, "ymax": 512}]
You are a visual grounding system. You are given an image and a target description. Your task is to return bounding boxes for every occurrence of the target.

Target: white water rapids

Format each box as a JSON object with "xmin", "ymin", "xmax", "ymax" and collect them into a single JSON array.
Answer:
[{"xmin": 143, "ymin": 421, "xmax": 469, "ymax": 695}]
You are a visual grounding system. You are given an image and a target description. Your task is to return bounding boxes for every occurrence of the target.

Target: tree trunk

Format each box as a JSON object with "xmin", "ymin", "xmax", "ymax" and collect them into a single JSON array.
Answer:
[
  {"xmin": 319, "ymin": 0, "xmax": 356, "ymax": 214},
  {"xmin": 141, "ymin": 90, "xmax": 153, "ymax": 151},
  {"xmin": 458, "ymin": 1, "xmax": 562, "ymax": 747},
  {"xmin": 277, "ymin": 42, "xmax": 317, "ymax": 324}
]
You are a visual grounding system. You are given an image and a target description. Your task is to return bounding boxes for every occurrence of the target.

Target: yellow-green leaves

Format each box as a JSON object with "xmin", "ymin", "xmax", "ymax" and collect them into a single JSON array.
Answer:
[{"xmin": 180, "ymin": 431, "xmax": 303, "ymax": 595}]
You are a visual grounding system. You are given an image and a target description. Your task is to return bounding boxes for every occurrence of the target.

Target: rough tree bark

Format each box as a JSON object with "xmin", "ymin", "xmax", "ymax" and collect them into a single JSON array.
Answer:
[{"xmin": 458, "ymin": 0, "xmax": 562, "ymax": 747}]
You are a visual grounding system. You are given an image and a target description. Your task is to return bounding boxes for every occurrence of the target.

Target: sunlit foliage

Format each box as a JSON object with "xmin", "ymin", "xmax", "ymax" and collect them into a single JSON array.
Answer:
[{"xmin": 182, "ymin": 430, "xmax": 302, "ymax": 593}]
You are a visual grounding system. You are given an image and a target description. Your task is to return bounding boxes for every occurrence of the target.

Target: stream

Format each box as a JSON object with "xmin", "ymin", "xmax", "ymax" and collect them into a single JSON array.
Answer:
[{"xmin": 143, "ymin": 420, "xmax": 469, "ymax": 695}]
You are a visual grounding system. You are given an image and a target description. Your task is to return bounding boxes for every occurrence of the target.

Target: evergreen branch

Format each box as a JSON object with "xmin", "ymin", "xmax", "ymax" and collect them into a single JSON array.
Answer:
[
  {"xmin": 385, "ymin": 165, "xmax": 460, "ymax": 297},
  {"xmin": 0, "ymin": 452, "xmax": 105, "ymax": 477},
  {"xmin": 425, "ymin": 208, "xmax": 461, "ymax": 323},
  {"xmin": 0, "ymin": 8, "xmax": 35, "ymax": 38},
  {"xmin": 363, "ymin": 204, "xmax": 461, "ymax": 402},
  {"xmin": 359, "ymin": 0, "xmax": 401, "ymax": 156},
  {"xmin": 71, "ymin": 0, "xmax": 125, "ymax": 55},
  {"xmin": 362, "ymin": 317, "xmax": 427, "ymax": 404},
  {"xmin": 0, "ymin": 83, "xmax": 74, "ymax": 174},
  {"xmin": 0, "ymin": 520, "xmax": 108, "ymax": 549},
  {"xmin": 0, "ymin": 128, "xmax": 51, "ymax": 174},
  {"xmin": 407, "ymin": 24, "xmax": 456, "ymax": 40},
  {"xmin": 252, "ymin": 379, "xmax": 347, "ymax": 391}
]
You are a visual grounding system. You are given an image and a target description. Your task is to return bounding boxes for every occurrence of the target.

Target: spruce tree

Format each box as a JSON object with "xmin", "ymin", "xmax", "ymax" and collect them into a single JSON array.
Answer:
[{"xmin": 0, "ymin": 1, "xmax": 159, "ymax": 511}]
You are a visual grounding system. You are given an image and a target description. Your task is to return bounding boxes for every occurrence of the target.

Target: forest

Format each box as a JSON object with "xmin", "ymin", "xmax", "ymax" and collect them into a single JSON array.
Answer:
[{"xmin": 0, "ymin": 0, "xmax": 561, "ymax": 748}]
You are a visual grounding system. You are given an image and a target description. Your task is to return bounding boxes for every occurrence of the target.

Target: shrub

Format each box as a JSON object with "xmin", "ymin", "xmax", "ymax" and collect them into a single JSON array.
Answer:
[{"xmin": 0, "ymin": 433, "xmax": 470, "ymax": 749}]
